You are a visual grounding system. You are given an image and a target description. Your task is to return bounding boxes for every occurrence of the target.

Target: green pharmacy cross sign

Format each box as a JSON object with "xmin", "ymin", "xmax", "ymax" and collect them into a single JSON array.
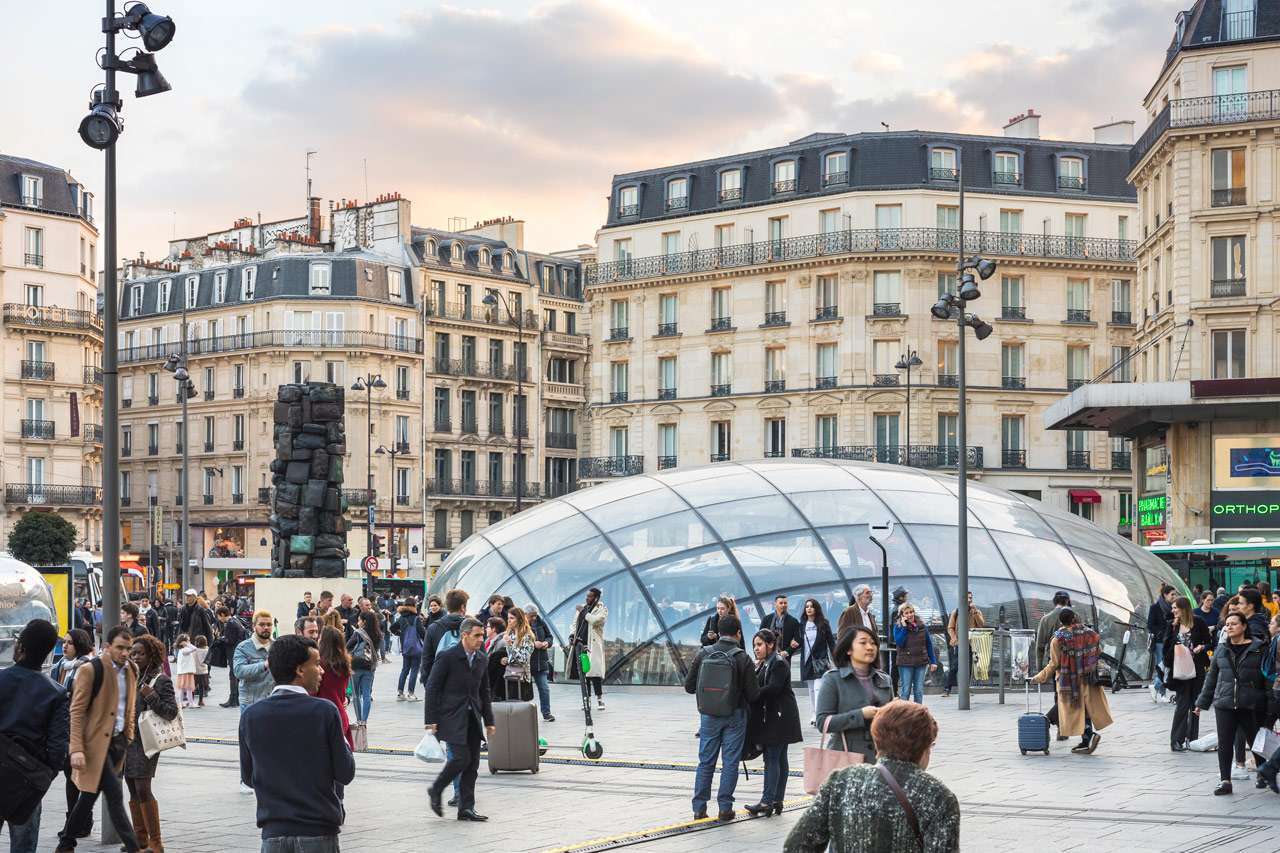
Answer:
[{"xmin": 1138, "ymin": 495, "xmax": 1166, "ymax": 528}]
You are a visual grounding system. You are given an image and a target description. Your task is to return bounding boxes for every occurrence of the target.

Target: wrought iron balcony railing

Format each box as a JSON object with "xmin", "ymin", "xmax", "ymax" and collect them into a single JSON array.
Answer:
[
  {"xmin": 119, "ymin": 329, "xmax": 424, "ymax": 364},
  {"xmin": 460, "ymin": 417, "xmax": 478, "ymax": 435},
  {"xmin": 1213, "ymin": 187, "xmax": 1246, "ymax": 207},
  {"xmin": 203, "ymin": 441, "xmax": 213, "ymax": 453},
  {"xmin": 1002, "ymin": 449, "xmax": 1026, "ymax": 468},
  {"xmin": 84, "ymin": 366, "xmax": 103, "ymax": 385},
  {"xmin": 1066, "ymin": 308, "xmax": 1091, "ymax": 322},
  {"xmin": 938, "ymin": 374, "xmax": 958, "ymax": 388},
  {"xmin": 121, "ymin": 496, "xmax": 131, "ymax": 507},
  {"xmin": 993, "ymin": 171, "xmax": 1022, "ymax": 185},
  {"xmin": 341, "ymin": 488, "xmax": 375, "ymax": 506},
  {"xmin": 84, "ymin": 424, "xmax": 103, "ymax": 443},
  {"xmin": 580, "ymin": 455, "xmax": 644, "ymax": 478},
  {"xmin": 430, "ymin": 357, "xmax": 530, "ymax": 382},
  {"xmin": 122, "ymin": 444, "xmax": 132, "ymax": 457},
  {"xmin": 710, "ymin": 384, "xmax": 731, "ymax": 397},
  {"xmin": 2, "ymin": 304, "xmax": 105, "ymax": 335},
  {"xmin": 791, "ymin": 445, "xmax": 983, "ymax": 469},
  {"xmin": 1221, "ymin": 9, "xmax": 1255, "ymax": 40},
  {"xmin": 1212, "ymin": 278, "xmax": 1246, "ymax": 298},
  {"xmin": 122, "ymin": 399, "xmax": 132, "ymax": 408},
  {"xmin": 1111, "ymin": 310, "xmax": 1132, "ymax": 324},
  {"xmin": 873, "ymin": 374, "xmax": 900, "ymax": 387},
  {"xmin": 148, "ymin": 395, "xmax": 159, "ymax": 406},
  {"xmin": 396, "ymin": 388, "xmax": 409, "ymax": 400},
  {"xmin": 543, "ymin": 482, "xmax": 581, "ymax": 498},
  {"xmin": 426, "ymin": 479, "xmax": 540, "ymax": 498},
  {"xmin": 815, "ymin": 305, "xmax": 839, "ymax": 321},
  {"xmin": 762, "ymin": 311, "xmax": 787, "ymax": 326},
  {"xmin": 665, "ymin": 196, "xmax": 689, "ymax": 211},
  {"xmin": 489, "ymin": 420, "xmax": 504, "ymax": 436},
  {"xmin": 764, "ymin": 450, "xmax": 787, "ymax": 458},
  {"xmin": 175, "ymin": 495, "xmax": 183, "ymax": 505},
  {"xmin": 1111, "ymin": 451, "xmax": 1131, "ymax": 471},
  {"xmin": 147, "ymin": 444, "xmax": 158, "ymax": 456},
  {"xmin": 1132, "ymin": 88, "xmax": 1280, "ymax": 169},
  {"xmin": 608, "ymin": 327, "xmax": 630, "ymax": 341},
  {"xmin": 609, "ymin": 391, "xmax": 628, "ymax": 404},
  {"xmin": 21, "ymin": 360, "xmax": 55, "ymax": 380},
  {"xmin": 5, "ymin": 484, "xmax": 102, "ymax": 505},
  {"xmin": 658, "ymin": 388, "xmax": 676, "ymax": 400},
  {"xmin": 21, "ymin": 419, "xmax": 54, "ymax": 439},
  {"xmin": 1002, "ymin": 376, "xmax": 1026, "ymax": 389},
  {"xmin": 433, "ymin": 417, "xmax": 451, "ymax": 432},
  {"xmin": 710, "ymin": 453, "xmax": 731, "ymax": 463},
  {"xmin": 930, "ymin": 167, "xmax": 958, "ymax": 181},
  {"xmin": 764, "ymin": 380, "xmax": 785, "ymax": 393},
  {"xmin": 25, "ymin": 254, "xmax": 43, "ymax": 267},
  {"xmin": 718, "ymin": 187, "xmax": 742, "ymax": 203},
  {"xmin": 1002, "ymin": 305, "xmax": 1026, "ymax": 320},
  {"xmin": 656, "ymin": 322, "xmax": 678, "ymax": 337},
  {"xmin": 816, "ymin": 376, "xmax": 837, "ymax": 390},
  {"xmin": 1067, "ymin": 450, "xmax": 1091, "ymax": 470},
  {"xmin": 233, "ymin": 439, "xmax": 244, "ymax": 450},
  {"xmin": 20, "ymin": 194, "xmax": 42, "ymax": 207},
  {"xmin": 1067, "ymin": 378, "xmax": 1087, "ymax": 391},
  {"xmin": 232, "ymin": 493, "xmax": 244, "ymax": 505},
  {"xmin": 822, "ymin": 170, "xmax": 848, "ymax": 186},
  {"xmin": 202, "ymin": 494, "xmax": 214, "ymax": 505},
  {"xmin": 709, "ymin": 317, "xmax": 733, "ymax": 332},
  {"xmin": 658, "ymin": 455, "xmax": 677, "ymax": 470},
  {"xmin": 872, "ymin": 302, "xmax": 902, "ymax": 317},
  {"xmin": 617, "ymin": 204, "xmax": 638, "ymax": 217},
  {"xmin": 546, "ymin": 431, "xmax": 577, "ymax": 450},
  {"xmin": 424, "ymin": 301, "xmax": 542, "ymax": 329},
  {"xmin": 586, "ymin": 227, "xmax": 1137, "ymax": 285},
  {"xmin": 1058, "ymin": 175, "xmax": 1085, "ymax": 190},
  {"xmin": 204, "ymin": 390, "xmax": 214, "ymax": 401},
  {"xmin": 771, "ymin": 179, "xmax": 796, "ymax": 194},
  {"xmin": 259, "ymin": 487, "xmax": 271, "ymax": 504}
]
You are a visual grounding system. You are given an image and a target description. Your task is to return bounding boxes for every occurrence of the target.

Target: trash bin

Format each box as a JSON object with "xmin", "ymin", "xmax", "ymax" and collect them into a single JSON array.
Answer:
[{"xmin": 1008, "ymin": 629, "xmax": 1035, "ymax": 681}]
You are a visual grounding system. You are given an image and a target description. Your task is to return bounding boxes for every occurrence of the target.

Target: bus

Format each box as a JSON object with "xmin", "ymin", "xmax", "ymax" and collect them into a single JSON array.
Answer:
[{"xmin": 1145, "ymin": 541, "xmax": 1280, "ymax": 594}]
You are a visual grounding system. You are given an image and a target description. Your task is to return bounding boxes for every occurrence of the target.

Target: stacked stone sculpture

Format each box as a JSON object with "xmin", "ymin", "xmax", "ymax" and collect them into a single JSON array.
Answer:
[{"xmin": 268, "ymin": 382, "xmax": 349, "ymax": 578}]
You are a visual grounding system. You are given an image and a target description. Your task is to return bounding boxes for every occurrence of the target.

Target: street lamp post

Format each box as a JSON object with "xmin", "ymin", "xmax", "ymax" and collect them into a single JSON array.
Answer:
[
  {"xmin": 894, "ymin": 349, "xmax": 923, "ymax": 465},
  {"xmin": 375, "ymin": 443, "xmax": 405, "ymax": 575},
  {"xmin": 82, "ymin": 0, "xmax": 176, "ymax": 631},
  {"xmin": 351, "ymin": 374, "xmax": 385, "ymax": 595},
  {"xmin": 481, "ymin": 292, "xmax": 526, "ymax": 512},
  {"xmin": 930, "ymin": 158, "xmax": 996, "ymax": 711}
]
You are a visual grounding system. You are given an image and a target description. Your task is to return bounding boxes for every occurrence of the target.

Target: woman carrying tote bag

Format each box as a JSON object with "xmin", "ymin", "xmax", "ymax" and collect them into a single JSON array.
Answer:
[
  {"xmin": 125, "ymin": 634, "xmax": 180, "ymax": 852},
  {"xmin": 1163, "ymin": 595, "xmax": 1210, "ymax": 752}
]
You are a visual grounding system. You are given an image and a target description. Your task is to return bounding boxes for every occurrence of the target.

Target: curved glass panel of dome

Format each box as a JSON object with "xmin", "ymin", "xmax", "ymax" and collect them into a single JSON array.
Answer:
[{"xmin": 429, "ymin": 460, "xmax": 1187, "ymax": 686}]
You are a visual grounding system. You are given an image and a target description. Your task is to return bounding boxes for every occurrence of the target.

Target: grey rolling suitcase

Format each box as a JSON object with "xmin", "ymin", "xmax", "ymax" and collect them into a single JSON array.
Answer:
[{"xmin": 488, "ymin": 679, "xmax": 540, "ymax": 774}]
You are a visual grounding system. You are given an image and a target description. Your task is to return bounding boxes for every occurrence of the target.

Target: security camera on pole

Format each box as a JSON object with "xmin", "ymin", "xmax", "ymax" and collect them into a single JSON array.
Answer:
[
  {"xmin": 81, "ymin": 0, "xmax": 176, "ymax": 632},
  {"xmin": 928, "ymin": 157, "xmax": 996, "ymax": 711}
]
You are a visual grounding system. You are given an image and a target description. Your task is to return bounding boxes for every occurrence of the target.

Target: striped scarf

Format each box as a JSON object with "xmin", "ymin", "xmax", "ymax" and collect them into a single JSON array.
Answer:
[{"xmin": 1053, "ymin": 624, "xmax": 1100, "ymax": 707}]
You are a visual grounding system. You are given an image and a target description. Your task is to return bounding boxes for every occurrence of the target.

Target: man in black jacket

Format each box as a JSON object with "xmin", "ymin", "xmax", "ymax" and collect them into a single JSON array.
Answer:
[
  {"xmin": 422, "ymin": 589, "xmax": 469, "ymax": 685},
  {"xmin": 1240, "ymin": 588, "xmax": 1271, "ymax": 642},
  {"xmin": 525, "ymin": 604, "xmax": 555, "ymax": 722},
  {"xmin": 178, "ymin": 590, "xmax": 214, "ymax": 645},
  {"xmin": 683, "ymin": 614, "xmax": 759, "ymax": 822},
  {"xmin": 120, "ymin": 602, "xmax": 149, "ymax": 638},
  {"xmin": 1147, "ymin": 584, "xmax": 1176, "ymax": 702},
  {"xmin": 216, "ymin": 607, "xmax": 248, "ymax": 707},
  {"xmin": 240, "ymin": 635, "xmax": 355, "ymax": 850},
  {"xmin": 162, "ymin": 598, "xmax": 179, "ymax": 653},
  {"xmin": 424, "ymin": 618, "xmax": 494, "ymax": 822},
  {"xmin": 0, "ymin": 619, "xmax": 69, "ymax": 848},
  {"xmin": 760, "ymin": 595, "xmax": 801, "ymax": 670},
  {"xmin": 138, "ymin": 597, "xmax": 161, "ymax": 639}
]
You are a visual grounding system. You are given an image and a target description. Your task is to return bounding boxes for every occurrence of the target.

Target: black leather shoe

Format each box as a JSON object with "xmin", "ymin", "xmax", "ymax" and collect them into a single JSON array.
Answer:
[
  {"xmin": 743, "ymin": 802, "xmax": 771, "ymax": 816},
  {"xmin": 773, "ymin": 802, "xmax": 783, "ymax": 815},
  {"xmin": 693, "ymin": 810, "xmax": 707, "ymax": 820},
  {"xmin": 1214, "ymin": 781, "xmax": 1233, "ymax": 796},
  {"xmin": 1171, "ymin": 743, "xmax": 1187, "ymax": 753},
  {"xmin": 428, "ymin": 788, "xmax": 442, "ymax": 817},
  {"xmin": 447, "ymin": 795, "xmax": 458, "ymax": 807},
  {"xmin": 458, "ymin": 809, "xmax": 488, "ymax": 821},
  {"xmin": 219, "ymin": 700, "xmax": 236, "ymax": 708},
  {"xmin": 717, "ymin": 810, "xmax": 735, "ymax": 822},
  {"xmin": 1260, "ymin": 765, "xmax": 1279, "ymax": 793},
  {"xmin": 1256, "ymin": 774, "xmax": 1269, "ymax": 789}
]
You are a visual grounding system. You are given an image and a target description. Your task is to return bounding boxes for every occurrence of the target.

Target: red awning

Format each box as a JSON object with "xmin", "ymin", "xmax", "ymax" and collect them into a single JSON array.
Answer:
[{"xmin": 1069, "ymin": 489, "xmax": 1102, "ymax": 504}]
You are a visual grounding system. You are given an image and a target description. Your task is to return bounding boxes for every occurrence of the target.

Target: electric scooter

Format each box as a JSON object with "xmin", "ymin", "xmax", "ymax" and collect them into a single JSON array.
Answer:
[{"xmin": 569, "ymin": 639, "xmax": 604, "ymax": 759}]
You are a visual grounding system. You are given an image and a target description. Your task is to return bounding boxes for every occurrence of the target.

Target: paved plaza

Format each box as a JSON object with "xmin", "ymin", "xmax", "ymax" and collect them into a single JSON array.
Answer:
[{"xmin": 17, "ymin": 662, "xmax": 1280, "ymax": 853}]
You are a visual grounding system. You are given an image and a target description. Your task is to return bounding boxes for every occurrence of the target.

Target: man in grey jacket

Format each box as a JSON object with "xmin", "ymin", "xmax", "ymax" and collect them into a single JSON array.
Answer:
[{"xmin": 1035, "ymin": 591, "xmax": 1071, "ymax": 741}]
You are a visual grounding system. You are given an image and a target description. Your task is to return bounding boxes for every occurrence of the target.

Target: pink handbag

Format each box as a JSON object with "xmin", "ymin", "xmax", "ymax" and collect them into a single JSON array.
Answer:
[{"xmin": 803, "ymin": 716, "xmax": 865, "ymax": 794}]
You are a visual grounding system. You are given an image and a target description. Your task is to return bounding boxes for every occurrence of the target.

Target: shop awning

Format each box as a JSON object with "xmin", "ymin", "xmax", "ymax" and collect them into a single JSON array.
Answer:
[{"xmin": 1069, "ymin": 489, "xmax": 1102, "ymax": 504}]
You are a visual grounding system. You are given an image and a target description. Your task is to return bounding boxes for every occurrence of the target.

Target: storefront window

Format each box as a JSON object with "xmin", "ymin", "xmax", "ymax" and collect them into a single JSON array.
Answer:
[{"xmin": 206, "ymin": 527, "xmax": 246, "ymax": 558}]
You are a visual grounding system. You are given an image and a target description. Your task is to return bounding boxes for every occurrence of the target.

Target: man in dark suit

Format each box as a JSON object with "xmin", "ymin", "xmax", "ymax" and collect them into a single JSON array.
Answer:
[
  {"xmin": 240, "ymin": 635, "xmax": 355, "ymax": 851},
  {"xmin": 759, "ymin": 594, "xmax": 802, "ymax": 669},
  {"xmin": 424, "ymin": 617, "xmax": 494, "ymax": 822}
]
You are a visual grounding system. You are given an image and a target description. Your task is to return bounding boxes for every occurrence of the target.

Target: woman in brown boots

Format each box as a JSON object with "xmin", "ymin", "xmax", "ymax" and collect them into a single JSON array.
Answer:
[{"xmin": 124, "ymin": 634, "xmax": 179, "ymax": 852}]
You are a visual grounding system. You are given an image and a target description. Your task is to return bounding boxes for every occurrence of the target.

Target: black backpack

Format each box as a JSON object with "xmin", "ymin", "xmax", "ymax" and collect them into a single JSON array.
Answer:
[{"xmin": 696, "ymin": 646, "xmax": 745, "ymax": 717}]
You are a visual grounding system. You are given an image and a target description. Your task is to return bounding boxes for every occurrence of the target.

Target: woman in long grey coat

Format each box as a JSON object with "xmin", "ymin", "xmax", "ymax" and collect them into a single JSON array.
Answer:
[{"xmin": 815, "ymin": 625, "xmax": 894, "ymax": 761}]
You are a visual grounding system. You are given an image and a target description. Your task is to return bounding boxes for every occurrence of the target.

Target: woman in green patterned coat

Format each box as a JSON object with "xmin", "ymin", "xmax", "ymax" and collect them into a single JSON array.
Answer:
[
  {"xmin": 784, "ymin": 699, "xmax": 959, "ymax": 852},
  {"xmin": 1030, "ymin": 608, "xmax": 1113, "ymax": 754}
]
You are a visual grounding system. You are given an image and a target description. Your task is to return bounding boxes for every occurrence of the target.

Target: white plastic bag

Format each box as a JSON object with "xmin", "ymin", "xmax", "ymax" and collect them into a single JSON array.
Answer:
[
  {"xmin": 415, "ymin": 731, "xmax": 445, "ymax": 763},
  {"xmin": 1252, "ymin": 727, "xmax": 1280, "ymax": 759},
  {"xmin": 1188, "ymin": 732, "xmax": 1218, "ymax": 752}
]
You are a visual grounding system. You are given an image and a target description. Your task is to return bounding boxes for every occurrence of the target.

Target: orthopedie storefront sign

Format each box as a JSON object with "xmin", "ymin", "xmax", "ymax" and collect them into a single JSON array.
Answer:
[{"xmin": 1211, "ymin": 491, "xmax": 1280, "ymax": 528}]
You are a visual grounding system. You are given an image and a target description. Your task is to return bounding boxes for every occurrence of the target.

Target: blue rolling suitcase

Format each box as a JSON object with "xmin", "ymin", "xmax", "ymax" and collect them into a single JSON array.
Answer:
[{"xmin": 1018, "ymin": 681, "xmax": 1050, "ymax": 755}]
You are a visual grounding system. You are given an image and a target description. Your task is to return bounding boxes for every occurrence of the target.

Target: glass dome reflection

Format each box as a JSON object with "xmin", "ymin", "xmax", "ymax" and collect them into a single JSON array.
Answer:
[{"xmin": 428, "ymin": 460, "xmax": 1186, "ymax": 686}]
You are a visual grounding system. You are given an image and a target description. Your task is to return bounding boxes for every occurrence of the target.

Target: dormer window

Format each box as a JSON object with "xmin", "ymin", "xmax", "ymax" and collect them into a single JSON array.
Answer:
[
  {"xmin": 823, "ymin": 151, "xmax": 849, "ymax": 187},
  {"xmin": 993, "ymin": 152, "xmax": 1021, "ymax": 185},
  {"xmin": 243, "ymin": 266, "xmax": 256, "ymax": 300},
  {"xmin": 479, "ymin": 247, "xmax": 491, "ymax": 265},
  {"xmin": 214, "ymin": 271, "xmax": 227, "ymax": 304},
  {"xmin": 502, "ymin": 252, "xmax": 513, "ymax": 271},
  {"xmin": 21, "ymin": 175, "xmax": 42, "ymax": 207},
  {"xmin": 718, "ymin": 169, "xmax": 741, "ymax": 203},
  {"xmin": 1058, "ymin": 157, "xmax": 1085, "ymax": 190},
  {"xmin": 426, "ymin": 239, "xmax": 437, "ymax": 258},
  {"xmin": 772, "ymin": 160, "xmax": 796, "ymax": 194},
  {"xmin": 666, "ymin": 178, "xmax": 688, "ymax": 211},
  {"xmin": 1222, "ymin": 0, "xmax": 1255, "ymax": 40},
  {"xmin": 451, "ymin": 243, "xmax": 462, "ymax": 263},
  {"xmin": 309, "ymin": 262, "xmax": 331, "ymax": 295},
  {"xmin": 185, "ymin": 276, "xmax": 198, "ymax": 309},
  {"xmin": 159, "ymin": 279, "xmax": 172, "ymax": 312},
  {"xmin": 389, "ymin": 268, "xmax": 404, "ymax": 302},
  {"xmin": 930, "ymin": 147, "xmax": 958, "ymax": 181},
  {"xmin": 130, "ymin": 285, "xmax": 143, "ymax": 315},
  {"xmin": 617, "ymin": 186, "xmax": 638, "ymax": 217},
  {"xmin": 541, "ymin": 265, "xmax": 554, "ymax": 291}
]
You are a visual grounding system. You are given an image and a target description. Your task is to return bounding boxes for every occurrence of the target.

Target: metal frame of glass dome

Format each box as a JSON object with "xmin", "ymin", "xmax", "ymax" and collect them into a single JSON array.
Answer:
[{"xmin": 429, "ymin": 460, "xmax": 1186, "ymax": 686}]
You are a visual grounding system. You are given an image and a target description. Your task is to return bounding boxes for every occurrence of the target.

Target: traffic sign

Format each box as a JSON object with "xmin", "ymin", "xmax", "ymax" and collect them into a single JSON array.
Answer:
[
  {"xmin": 161, "ymin": 583, "xmax": 181, "ymax": 590},
  {"xmin": 368, "ymin": 506, "xmax": 374, "ymax": 526},
  {"xmin": 362, "ymin": 555, "xmax": 379, "ymax": 574}
]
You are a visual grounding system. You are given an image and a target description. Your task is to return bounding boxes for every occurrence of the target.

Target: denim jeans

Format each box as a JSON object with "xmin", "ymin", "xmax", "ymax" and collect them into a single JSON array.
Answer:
[
  {"xmin": 350, "ymin": 669, "xmax": 375, "ymax": 723},
  {"xmin": 692, "ymin": 708, "xmax": 747, "ymax": 814},
  {"xmin": 1152, "ymin": 642, "xmax": 1166, "ymax": 695},
  {"xmin": 397, "ymin": 655, "xmax": 421, "ymax": 694},
  {"xmin": 532, "ymin": 668, "xmax": 552, "ymax": 717},
  {"xmin": 898, "ymin": 665, "xmax": 927, "ymax": 702},
  {"xmin": 760, "ymin": 743, "xmax": 789, "ymax": 805},
  {"xmin": 1, "ymin": 799, "xmax": 40, "ymax": 853},
  {"xmin": 261, "ymin": 835, "xmax": 340, "ymax": 853}
]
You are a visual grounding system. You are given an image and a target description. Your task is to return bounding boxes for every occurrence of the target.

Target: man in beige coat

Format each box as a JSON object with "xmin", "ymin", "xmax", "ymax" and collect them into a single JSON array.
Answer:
[
  {"xmin": 836, "ymin": 585, "xmax": 877, "ymax": 639},
  {"xmin": 56, "ymin": 626, "xmax": 142, "ymax": 853},
  {"xmin": 1031, "ymin": 608, "xmax": 1113, "ymax": 755}
]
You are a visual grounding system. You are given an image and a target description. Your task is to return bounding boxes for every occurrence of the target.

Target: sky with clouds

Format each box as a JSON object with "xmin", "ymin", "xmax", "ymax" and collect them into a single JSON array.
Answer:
[{"xmin": 0, "ymin": 0, "xmax": 1182, "ymax": 258}]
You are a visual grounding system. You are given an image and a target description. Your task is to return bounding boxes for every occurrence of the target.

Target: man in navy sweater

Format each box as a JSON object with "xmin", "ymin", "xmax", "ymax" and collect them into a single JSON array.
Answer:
[
  {"xmin": 0, "ymin": 619, "xmax": 69, "ymax": 852},
  {"xmin": 240, "ymin": 635, "xmax": 355, "ymax": 852}
]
